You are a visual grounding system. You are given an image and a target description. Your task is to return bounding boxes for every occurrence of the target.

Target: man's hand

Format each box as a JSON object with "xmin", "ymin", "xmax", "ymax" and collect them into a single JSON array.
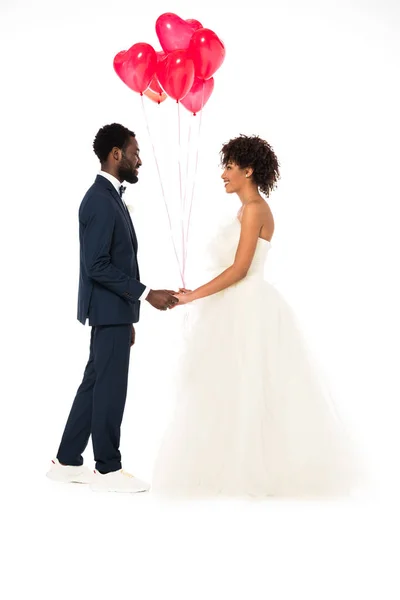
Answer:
[
  {"xmin": 131, "ymin": 325, "xmax": 135, "ymax": 347},
  {"xmin": 146, "ymin": 289, "xmax": 179, "ymax": 311},
  {"xmin": 166, "ymin": 288, "xmax": 193, "ymax": 309}
]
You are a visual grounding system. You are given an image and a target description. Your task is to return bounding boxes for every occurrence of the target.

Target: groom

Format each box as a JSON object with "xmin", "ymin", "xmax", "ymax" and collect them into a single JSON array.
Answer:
[{"xmin": 46, "ymin": 123, "xmax": 179, "ymax": 493}]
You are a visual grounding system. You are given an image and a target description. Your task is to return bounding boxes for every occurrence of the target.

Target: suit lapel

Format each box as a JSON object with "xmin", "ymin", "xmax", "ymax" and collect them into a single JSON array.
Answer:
[
  {"xmin": 95, "ymin": 175, "xmax": 138, "ymax": 251},
  {"xmin": 111, "ymin": 188, "xmax": 138, "ymax": 250},
  {"xmin": 124, "ymin": 206, "xmax": 139, "ymax": 248}
]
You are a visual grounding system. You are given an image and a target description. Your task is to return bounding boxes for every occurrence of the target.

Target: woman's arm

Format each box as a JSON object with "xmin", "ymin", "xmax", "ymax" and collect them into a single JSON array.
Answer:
[{"xmin": 179, "ymin": 203, "xmax": 263, "ymax": 303}]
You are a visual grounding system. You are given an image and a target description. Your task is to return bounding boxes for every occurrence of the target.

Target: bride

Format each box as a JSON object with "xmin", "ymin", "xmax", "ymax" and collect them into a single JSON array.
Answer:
[{"xmin": 152, "ymin": 134, "xmax": 358, "ymax": 497}]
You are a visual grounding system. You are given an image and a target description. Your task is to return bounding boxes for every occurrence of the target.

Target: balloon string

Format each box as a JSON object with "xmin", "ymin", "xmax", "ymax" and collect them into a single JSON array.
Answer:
[
  {"xmin": 177, "ymin": 101, "xmax": 186, "ymax": 286},
  {"xmin": 184, "ymin": 81, "xmax": 205, "ymax": 267},
  {"xmin": 182, "ymin": 113, "xmax": 193, "ymax": 281},
  {"xmin": 140, "ymin": 95, "xmax": 184, "ymax": 286},
  {"xmin": 184, "ymin": 115, "xmax": 192, "ymax": 218}
]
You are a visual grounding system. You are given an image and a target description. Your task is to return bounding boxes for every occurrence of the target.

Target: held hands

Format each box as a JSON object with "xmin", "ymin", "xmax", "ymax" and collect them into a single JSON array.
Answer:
[
  {"xmin": 146, "ymin": 288, "xmax": 194, "ymax": 311},
  {"xmin": 173, "ymin": 288, "xmax": 194, "ymax": 305},
  {"xmin": 146, "ymin": 289, "xmax": 179, "ymax": 311}
]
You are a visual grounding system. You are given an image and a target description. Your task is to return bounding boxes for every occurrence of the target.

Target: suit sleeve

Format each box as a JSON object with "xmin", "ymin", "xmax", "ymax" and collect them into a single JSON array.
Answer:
[{"xmin": 82, "ymin": 194, "xmax": 146, "ymax": 302}]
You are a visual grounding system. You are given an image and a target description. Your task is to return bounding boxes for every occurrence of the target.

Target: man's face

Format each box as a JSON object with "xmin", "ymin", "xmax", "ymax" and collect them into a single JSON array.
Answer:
[{"xmin": 118, "ymin": 136, "xmax": 142, "ymax": 184}]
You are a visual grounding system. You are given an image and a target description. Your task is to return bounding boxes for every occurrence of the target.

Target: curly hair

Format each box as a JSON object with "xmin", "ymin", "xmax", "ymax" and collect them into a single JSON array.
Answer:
[
  {"xmin": 220, "ymin": 134, "xmax": 280, "ymax": 197},
  {"xmin": 93, "ymin": 123, "xmax": 136, "ymax": 163}
]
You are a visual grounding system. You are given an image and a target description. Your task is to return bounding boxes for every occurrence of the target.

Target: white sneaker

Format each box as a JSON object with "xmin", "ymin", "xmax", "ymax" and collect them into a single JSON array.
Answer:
[
  {"xmin": 90, "ymin": 469, "xmax": 150, "ymax": 493},
  {"xmin": 46, "ymin": 458, "xmax": 94, "ymax": 484}
]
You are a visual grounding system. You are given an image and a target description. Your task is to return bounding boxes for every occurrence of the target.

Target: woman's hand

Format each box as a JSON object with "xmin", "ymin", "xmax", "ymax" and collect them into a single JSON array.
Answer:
[{"xmin": 175, "ymin": 288, "xmax": 194, "ymax": 305}]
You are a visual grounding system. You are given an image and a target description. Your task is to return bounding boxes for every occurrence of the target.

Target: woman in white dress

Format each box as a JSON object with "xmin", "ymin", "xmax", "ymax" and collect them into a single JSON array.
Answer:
[{"xmin": 152, "ymin": 134, "xmax": 358, "ymax": 497}]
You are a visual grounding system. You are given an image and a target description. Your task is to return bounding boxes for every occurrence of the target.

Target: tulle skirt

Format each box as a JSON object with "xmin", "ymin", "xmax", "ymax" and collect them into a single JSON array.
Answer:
[{"xmin": 152, "ymin": 273, "xmax": 358, "ymax": 497}]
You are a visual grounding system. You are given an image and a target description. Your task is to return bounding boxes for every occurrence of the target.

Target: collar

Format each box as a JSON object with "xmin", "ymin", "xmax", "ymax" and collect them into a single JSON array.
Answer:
[{"xmin": 99, "ymin": 171, "xmax": 122, "ymax": 195}]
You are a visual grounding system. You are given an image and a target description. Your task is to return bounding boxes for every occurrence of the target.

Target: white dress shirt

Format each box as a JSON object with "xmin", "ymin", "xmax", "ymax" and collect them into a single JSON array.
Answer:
[{"xmin": 98, "ymin": 171, "xmax": 150, "ymax": 301}]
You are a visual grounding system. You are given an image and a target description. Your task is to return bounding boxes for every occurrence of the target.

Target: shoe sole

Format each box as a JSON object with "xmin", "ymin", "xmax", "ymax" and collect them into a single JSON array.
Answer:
[
  {"xmin": 90, "ymin": 486, "xmax": 149, "ymax": 493},
  {"xmin": 46, "ymin": 472, "xmax": 92, "ymax": 485}
]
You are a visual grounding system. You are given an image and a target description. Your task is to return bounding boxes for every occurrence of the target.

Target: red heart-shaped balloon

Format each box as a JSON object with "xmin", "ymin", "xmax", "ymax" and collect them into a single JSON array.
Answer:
[
  {"xmin": 148, "ymin": 52, "xmax": 165, "ymax": 94},
  {"xmin": 188, "ymin": 28, "xmax": 225, "ymax": 80},
  {"xmin": 157, "ymin": 50, "xmax": 195, "ymax": 101},
  {"xmin": 156, "ymin": 12, "xmax": 199, "ymax": 52},
  {"xmin": 113, "ymin": 43, "xmax": 157, "ymax": 94},
  {"xmin": 185, "ymin": 18, "xmax": 203, "ymax": 30},
  {"xmin": 113, "ymin": 50, "xmax": 129, "ymax": 79},
  {"xmin": 181, "ymin": 77, "xmax": 214, "ymax": 115}
]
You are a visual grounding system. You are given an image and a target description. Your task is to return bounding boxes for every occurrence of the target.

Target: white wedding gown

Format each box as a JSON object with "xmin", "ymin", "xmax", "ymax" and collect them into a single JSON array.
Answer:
[{"xmin": 152, "ymin": 217, "xmax": 358, "ymax": 497}]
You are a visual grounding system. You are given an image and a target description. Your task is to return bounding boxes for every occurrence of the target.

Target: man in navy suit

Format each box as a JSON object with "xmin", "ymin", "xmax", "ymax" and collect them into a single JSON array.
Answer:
[{"xmin": 47, "ymin": 123, "xmax": 179, "ymax": 493}]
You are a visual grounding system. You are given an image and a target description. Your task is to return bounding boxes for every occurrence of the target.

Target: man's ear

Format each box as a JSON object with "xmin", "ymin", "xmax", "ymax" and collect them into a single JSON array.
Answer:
[{"xmin": 112, "ymin": 147, "xmax": 122, "ymax": 162}]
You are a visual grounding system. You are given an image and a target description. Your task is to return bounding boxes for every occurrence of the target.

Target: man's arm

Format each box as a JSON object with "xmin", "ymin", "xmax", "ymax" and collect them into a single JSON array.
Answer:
[
  {"xmin": 82, "ymin": 194, "xmax": 146, "ymax": 302},
  {"xmin": 138, "ymin": 286, "xmax": 151, "ymax": 300}
]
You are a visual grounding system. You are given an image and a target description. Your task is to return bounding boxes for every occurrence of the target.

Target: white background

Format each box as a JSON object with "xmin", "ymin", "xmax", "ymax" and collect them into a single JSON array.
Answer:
[{"xmin": 1, "ymin": 0, "xmax": 400, "ymax": 598}]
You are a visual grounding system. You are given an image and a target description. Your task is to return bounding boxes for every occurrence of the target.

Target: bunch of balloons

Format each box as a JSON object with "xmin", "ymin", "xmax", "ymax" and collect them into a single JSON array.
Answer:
[{"xmin": 113, "ymin": 12, "xmax": 225, "ymax": 114}]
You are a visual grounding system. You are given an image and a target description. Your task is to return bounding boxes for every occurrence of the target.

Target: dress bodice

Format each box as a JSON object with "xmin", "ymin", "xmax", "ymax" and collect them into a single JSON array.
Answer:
[{"xmin": 205, "ymin": 217, "xmax": 271, "ymax": 275}]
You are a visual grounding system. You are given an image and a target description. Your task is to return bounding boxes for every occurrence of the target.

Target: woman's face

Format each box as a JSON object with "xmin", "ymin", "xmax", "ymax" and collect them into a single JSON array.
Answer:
[{"xmin": 221, "ymin": 161, "xmax": 248, "ymax": 194}]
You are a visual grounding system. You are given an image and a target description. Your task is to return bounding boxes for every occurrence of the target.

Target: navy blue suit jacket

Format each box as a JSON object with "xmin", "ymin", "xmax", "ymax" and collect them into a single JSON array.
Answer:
[{"xmin": 77, "ymin": 175, "xmax": 146, "ymax": 326}]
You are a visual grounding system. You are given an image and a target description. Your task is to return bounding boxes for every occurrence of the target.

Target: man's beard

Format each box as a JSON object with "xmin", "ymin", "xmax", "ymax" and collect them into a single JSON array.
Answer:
[{"xmin": 118, "ymin": 163, "xmax": 138, "ymax": 184}]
